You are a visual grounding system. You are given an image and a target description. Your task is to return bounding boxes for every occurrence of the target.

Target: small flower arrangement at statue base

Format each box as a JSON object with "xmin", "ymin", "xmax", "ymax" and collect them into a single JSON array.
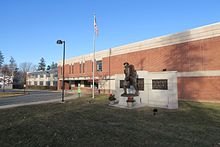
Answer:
[
  {"xmin": 109, "ymin": 94, "xmax": 116, "ymax": 105},
  {"xmin": 126, "ymin": 96, "xmax": 136, "ymax": 107}
]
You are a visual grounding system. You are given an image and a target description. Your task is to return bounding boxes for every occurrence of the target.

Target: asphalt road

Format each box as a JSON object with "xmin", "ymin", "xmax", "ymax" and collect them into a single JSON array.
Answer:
[{"xmin": 0, "ymin": 90, "xmax": 66, "ymax": 106}]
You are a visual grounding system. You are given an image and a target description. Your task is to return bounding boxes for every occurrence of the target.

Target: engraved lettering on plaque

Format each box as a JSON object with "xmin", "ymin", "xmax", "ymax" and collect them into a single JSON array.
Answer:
[{"xmin": 152, "ymin": 79, "xmax": 168, "ymax": 90}]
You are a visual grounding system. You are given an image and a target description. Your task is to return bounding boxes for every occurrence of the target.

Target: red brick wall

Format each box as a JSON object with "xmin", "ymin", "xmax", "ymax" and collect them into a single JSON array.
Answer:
[
  {"xmin": 58, "ymin": 36, "xmax": 220, "ymax": 78},
  {"xmin": 58, "ymin": 66, "xmax": 61, "ymax": 79},
  {"xmin": 85, "ymin": 60, "xmax": 93, "ymax": 76},
  {"xmin": 103, "ymin": 36, "xmax": 220, "ymax": 75},
  {"xmin": 57, "ymin": 36, "xmax": 220, "ymax": 101},
  {"xmin": 58, "ymin": 61, "xmax": 99, "ymax": 78},
  {"xmin": 178, "ymin": 77, "xmax": 220, "ymax": 101}
]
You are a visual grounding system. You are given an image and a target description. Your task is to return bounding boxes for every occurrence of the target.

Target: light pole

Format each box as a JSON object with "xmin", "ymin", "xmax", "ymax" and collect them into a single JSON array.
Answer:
[{"xmin": 57, "ymin": 40, "xmax": 65, "ymax": 102}]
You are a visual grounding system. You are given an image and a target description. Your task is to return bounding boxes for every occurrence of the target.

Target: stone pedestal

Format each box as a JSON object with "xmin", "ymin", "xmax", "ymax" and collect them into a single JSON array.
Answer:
[{"xmin": 118, "ymin": 96, "xmax": 142, "ymax": 106}]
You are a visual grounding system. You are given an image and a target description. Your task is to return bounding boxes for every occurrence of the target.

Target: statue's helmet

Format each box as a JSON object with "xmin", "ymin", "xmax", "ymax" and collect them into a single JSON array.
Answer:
[{"xmin": 123, "ymin": 62, "xmax": 129, "ymax": 66}]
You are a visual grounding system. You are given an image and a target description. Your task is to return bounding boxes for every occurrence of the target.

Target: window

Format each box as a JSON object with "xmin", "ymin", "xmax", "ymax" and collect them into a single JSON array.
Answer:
[
  {"xmin": 40, "ymin": 81, "xmax": 44, "ymax": 86},
  {"xmin": 53, "ymin": 81, "xmax": 57, "ymax": 86},
  {"xmin": 46, "ymin": 72, "xmax": 50, "ymax": 77},
  {"xmin": 79, "ymin": 62, "xmax": 85, "ymax": 73},
  {"xmin": 72, "ymin": 65, "xmax": 74, "ymax": 74},
  {"xmin": 69, "ymin": 65, "xmax": 71, "ymax": 74},
  {"xmin": 29, "ymin": 81, "xmax": 32, "ymax": 85},
  {"xmin": 82, "ymin": 63, "xmax": 85, "ymax": 73},
  {"xmin": 84, "ymin": 80, "xmax": 91, "ymax": 87},
  {"xmin": 40, "ymin": 74, "xmax": 44, "ymax": 78},
  {"xmin": 34, "ymin": 81, "xmax": 38, "ymax": 85},
  {"xmin": 35, "ymin": 74, "xmax": 38, "ymax": 78},
  {"xmin": 46, "ymin": 81, "xmax": 50, "ymax": 86},
  {"xmin": 96, "ymin": 60, "xmax": 102, "ymax": 72}
]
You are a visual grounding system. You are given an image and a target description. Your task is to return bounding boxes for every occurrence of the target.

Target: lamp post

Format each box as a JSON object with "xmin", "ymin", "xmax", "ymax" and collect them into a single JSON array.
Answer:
[{"xmin": 57, "ymin": 40, "xmax": 65, "ymax": 102}]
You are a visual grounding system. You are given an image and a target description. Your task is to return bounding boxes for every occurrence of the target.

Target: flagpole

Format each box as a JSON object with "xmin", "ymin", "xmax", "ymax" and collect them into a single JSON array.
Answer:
[{"xmin": 92, "ymin": 14, "xmax": 96, "ymax": 99}]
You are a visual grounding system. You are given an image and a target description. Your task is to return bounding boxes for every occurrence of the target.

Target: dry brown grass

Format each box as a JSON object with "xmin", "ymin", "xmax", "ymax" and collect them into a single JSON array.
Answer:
[{"xmin": 0, "ymin": 94, "xmax": 220, "ymax": 147}]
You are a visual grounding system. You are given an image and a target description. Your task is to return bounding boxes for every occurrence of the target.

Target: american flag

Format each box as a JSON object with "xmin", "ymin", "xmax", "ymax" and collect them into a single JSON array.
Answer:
[{"xmin": 94, "ymin": 15, "xmax": 99, "ymax": 36}]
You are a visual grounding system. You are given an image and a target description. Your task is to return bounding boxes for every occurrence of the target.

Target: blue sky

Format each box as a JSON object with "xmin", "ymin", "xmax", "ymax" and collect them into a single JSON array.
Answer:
[{"xmin": 0, "ymin": 0, "xmax": 219, "ymax": 67}]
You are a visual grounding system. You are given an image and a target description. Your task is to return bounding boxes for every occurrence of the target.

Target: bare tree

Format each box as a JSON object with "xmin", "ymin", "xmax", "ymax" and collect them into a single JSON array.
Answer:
[
  {"xmin": 19, "ymin": 62, "xmax": 33, "ymax": 85},
  {"xmin": 19, "ymin": 62, "xmax": 32, "ymax": 73},
  {"xmin": 31, "ymin": 65, "xmax": 37, "ymax": 72}
]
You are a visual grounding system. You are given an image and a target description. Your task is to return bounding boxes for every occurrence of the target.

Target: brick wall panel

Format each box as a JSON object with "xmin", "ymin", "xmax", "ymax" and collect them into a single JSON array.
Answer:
[
  {"xmin": 188, "ymin": 41, "xmax": 203, "ymax": 71},
  {"xmin": 179, "ymin": 77, "xmax": 220, "ymax": 101},
  {"xmin": 85, "ymin": 60, "xmax": 93, "ymax": 77},
  {"xmin": 58, "ymin": 66, "xmax": 61, "ymax": 78},
  {"xmin": 203, "ymin": 37, "xmax": 220, "ymax": 70}
]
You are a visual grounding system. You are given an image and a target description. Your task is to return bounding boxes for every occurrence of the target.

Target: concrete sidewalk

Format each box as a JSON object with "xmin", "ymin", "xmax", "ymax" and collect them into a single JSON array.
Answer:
[{"xmin": 0, "ymin": 94, "xmax": 81, "ymax": 110}]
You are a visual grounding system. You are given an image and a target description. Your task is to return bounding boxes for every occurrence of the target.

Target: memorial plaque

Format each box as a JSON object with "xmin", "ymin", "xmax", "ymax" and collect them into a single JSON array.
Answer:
[
  {"xmin": 120, "ymin": 79, "xmax": 144, "ymax": 91},
  {"xmin": 137, "ymin": 78, "xmax": 144, "ymax": 91},
  {"xmin": 120, "ymin": 80, "xmax": 124, "ymax": 88},
  {"xmin": 152, "ymin": 79, "xmax": 168, "ymax": 90}
]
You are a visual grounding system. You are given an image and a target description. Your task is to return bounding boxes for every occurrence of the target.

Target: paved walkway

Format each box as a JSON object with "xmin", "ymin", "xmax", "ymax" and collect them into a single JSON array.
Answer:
[{"xmin": 0, "ymin": 90, "xmax": 81, "ymax": 109}]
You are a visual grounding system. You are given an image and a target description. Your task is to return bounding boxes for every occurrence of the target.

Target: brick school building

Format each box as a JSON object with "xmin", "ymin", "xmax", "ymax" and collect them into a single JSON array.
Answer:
[{"xmin": 58, "ymin": 22, "xmax": 220, "ymax": 102}]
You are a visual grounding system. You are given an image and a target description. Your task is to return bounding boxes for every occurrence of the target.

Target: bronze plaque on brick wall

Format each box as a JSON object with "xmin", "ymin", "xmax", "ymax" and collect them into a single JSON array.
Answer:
[{"xmin": 152, "ymin": 79, "xmax": 168, "ymax": 90}]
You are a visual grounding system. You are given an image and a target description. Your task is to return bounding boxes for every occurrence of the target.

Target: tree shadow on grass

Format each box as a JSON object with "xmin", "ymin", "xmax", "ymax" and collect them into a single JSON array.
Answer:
[{"xmin": 0, "ymin": 96, "xmax": 220, "ymax": 146}]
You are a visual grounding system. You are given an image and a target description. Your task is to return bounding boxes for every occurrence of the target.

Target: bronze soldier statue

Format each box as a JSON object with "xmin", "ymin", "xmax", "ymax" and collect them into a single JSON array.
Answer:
[{"xmin": 121, "ymin": 62, "xmax": 139, "ymax": 96}]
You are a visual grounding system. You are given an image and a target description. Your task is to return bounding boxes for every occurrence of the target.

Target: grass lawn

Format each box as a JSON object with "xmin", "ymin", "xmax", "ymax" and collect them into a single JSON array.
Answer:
[
  {"xmin": 0, "ymin": 92, "xmax": 25, "ymax": 98},
  {"xmin": 0, "ymin": 95, "xmax": 220, "ymax": 147}
]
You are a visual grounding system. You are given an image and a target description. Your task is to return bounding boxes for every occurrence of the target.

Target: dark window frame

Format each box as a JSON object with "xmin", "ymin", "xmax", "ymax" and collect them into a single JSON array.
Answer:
[
  {"xmin": 39, "ymin": 81, "xmax": 44, "ymax": 86},
  {"xmin": 96, "ymin": 60, "xmax": 102, "ymax": 72}
]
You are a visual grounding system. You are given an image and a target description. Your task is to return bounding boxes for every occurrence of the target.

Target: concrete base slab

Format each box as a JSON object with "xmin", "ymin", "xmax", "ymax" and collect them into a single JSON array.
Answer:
[{"xmin": 109, "ymin": 103, "xmax": 148, "ymax": 109}]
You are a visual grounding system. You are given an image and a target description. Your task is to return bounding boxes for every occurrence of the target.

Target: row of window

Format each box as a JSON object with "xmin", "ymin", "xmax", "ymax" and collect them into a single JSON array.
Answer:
[
  {"xmin": 29, "ymin": 73, "xmax": 58, "ymax": 79},
  {"xmin": 29, "ymin": 81, "xmax": 57, "ymax": 86},
  {"xmin": 62, "ymin": 60, "xmax": 103, "ymax": 75}
]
